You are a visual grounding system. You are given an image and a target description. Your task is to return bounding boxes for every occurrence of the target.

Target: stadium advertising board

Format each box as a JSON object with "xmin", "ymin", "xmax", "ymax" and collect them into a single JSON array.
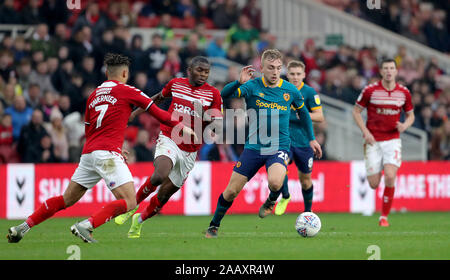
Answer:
[{"xmin": 0, "ymin": 162, "xmax": 449, "ymax": 219}]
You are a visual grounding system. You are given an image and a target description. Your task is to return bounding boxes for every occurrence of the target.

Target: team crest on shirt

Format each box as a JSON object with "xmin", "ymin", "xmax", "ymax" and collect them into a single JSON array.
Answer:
[
  {"xmin": 236, "ymin": 161, "xmax": 241, "ymax": 168},
  {"xmin": 283, "ymin": 93, "xmax": 290, "ymax": 101}
]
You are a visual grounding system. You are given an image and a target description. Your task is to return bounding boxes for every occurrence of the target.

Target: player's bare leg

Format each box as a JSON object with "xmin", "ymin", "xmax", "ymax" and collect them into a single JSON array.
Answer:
[
  {"xmin": 7, "ymin": 181, "xmax": 87, "ymax": 243},
  {"xmin": 115, "ymin": 155, "xmax": 173, "ymax": 225},
  {"xmin": 259, "ymin": 163, "xmax": 287, "ymax": 218},
  {"xmin": 129, "ymin": 179, "xmax": 178, "ymax": 238},
  {"xmin": 379, "ymin": 164, "xmax": 398, "ymax": 227},
  {"xmin": 71, "ymin": 181, "xmax": 136, "ymax": 243},
  {"xmin": 206, "ymin": 171, "xmax": 248, "ymax": 238},
  {"xmin": 367, "ymin": 173, "xmax": 382, "ymax": 190}
]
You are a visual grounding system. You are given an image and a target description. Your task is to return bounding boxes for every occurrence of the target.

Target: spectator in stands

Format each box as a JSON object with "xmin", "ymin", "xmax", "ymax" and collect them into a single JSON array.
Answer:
[
  {"xmin": 24, "ymin": 83, "xmax": 42, "ymax": 109},
  {"xmin": 129, "ymin": 34, "xmax": 147, "ymax": 75},
  {"xmin": 41, "ymin": 90, "xmax": 58, "ymax": 122},
  {"xmin": 0, "ymin": 83, "xmax": 16, "ymax": 108},
  {"xmin": 228, "ymin": 14, "xmax": 260, "ymax": 45},
  {"xmin": 206, "ymin": 36, "xmax": 226, "ymax": 59},
  {"xmin": 12, "ymin": 36, "xmax": 28, "ymax": 62},
  {"xmin": 39, "ymin": 134, "xmax": 57, "ymax": 163},
  {"xmin": 5, "ymin": 95, "xmax": 33, "ymax": 141},
  {"xmin": 0, "ymin": 113, "xmax": 13, "ymax": 146},
  {"xmin": 176, "ymin": 0, "xmax": 200, "ymax": 19},
  {"xmin": 145, "ymin": 33, "xmax": 167, "ymax": 79},
  {"xmin": 31, "ymin": 23, "xmax": 57, "ymax": 58},
  {"xmin": 0, "ymin": 50, "xmax": 14, "ymax": 83},
  {"xmin": 40, "ymin": 0, "xmax": 69, "ymax": 34},
  {"xmin": 21, "ymin": 0, "xmax": 44, "ymax": 25},
  {"xmin": 64, "ymin": 71, "xmax": 84, "ymax": 113},
  {"xmin": 17, "ymin": 108, "xmax": 48, "ymax": 162},
  {"xmin": 133, "ymin": 71, "xmax": 151, "ymax": 94},
  {"xmin": 0, "ymin": 113, "xmax": 17, "ymax": 163},
  {"xmin": 78, "ymin": 56, "xmax": 100, "ymax": 87},
  {"xmin": 29, "ymin": 60, "xmax": 57, "ymax": 94},
  {"xmin": 179, "ymin": 33, "xmax": 206, "ymax": 72},
  {"xmin": 0, "ymin": 0, "xmax": 21, "ymax": 24},
  {"xmin": 134, "ymin": 129, "xmax": 154, "ymax": 162},
  {"xmin": 211, "ymin": 0, "xmax": 239, "ymax": 29},
  {"xmin": 73, "ymin": 2, "xmax": 113, "ymax": 47},
  {"xmin": 58, "ymin": 94, "xmax": 71, "ymax": 117},
  {"xmin": 63, "ymin": 110, "xmax": 85, "ymax": 163},
  {"xmin": 430, "ymin": 120, "xmax": 450, "ymax": 160},
  {"xmin": 153, "ymin": 0, "xmax": 177, "ymax": 16},
  {"xmin": 44, "ymin": 108, "xmax": 69, "ymax": 162},
  {"xmin": 68, "ymin": 26, "xmax": 93, "ymax": 67},
  {"xmin": 163, "ymin": 48, "xmax": 182, "ymax": 77},
  {"xmin": 241, "ymin": 0, "xmax": 262, "ymax": 31},
  {"xmin": 301, "ymin": 38, "xmax": 319, "ymax": 74},
  {"xmin": 424, "ymin": 10, "xmax": 450, "ymax": 53},
  {"xmin": 157, "ymin": 13, "xmax": 175, "ymax": 41}
]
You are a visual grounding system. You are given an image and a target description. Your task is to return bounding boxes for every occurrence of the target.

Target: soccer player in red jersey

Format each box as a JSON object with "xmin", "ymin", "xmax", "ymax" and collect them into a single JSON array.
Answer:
[
  {"xmin": 114, "ymin": 56, "xmax": 223, "ymax": 238},
  {"xmin": 7, "ymin": 53, "xmax": 196, "ymax": 243},
  {"xmin": 352, "ymin": 58, "xmax": 415, "ymax": 227}
]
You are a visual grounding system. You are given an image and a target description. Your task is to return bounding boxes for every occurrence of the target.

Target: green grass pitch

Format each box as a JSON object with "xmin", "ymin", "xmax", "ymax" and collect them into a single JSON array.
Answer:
[{"xmin": 1, "ymin": 212, "xmax": 449, "ymax": 260}]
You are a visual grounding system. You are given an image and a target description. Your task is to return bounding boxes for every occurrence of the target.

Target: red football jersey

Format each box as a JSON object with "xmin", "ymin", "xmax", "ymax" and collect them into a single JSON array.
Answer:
[
  {"xmin": 82, "ymin": 80, "xmax": 154, "ymax": 154},
  {"xmin": 160, "ymin": 77, "xmax": 223, "ymax": 152},
  {"xmin": 356, "ymin": 81, "xmax": 413, "ymax": 141}
]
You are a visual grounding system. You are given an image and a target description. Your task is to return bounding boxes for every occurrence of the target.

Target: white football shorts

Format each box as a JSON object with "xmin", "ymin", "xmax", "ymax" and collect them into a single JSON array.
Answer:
[
  {"xmin": 364, "ymin": 138, "xmax": 402, "ymax": 176},
  {"xmin": 154, "ymin": 133, "xmax": 197, "ymax": 188},
  {"xmin": 71, "ymin": 150, "xmax": 133, "ymax": 190}
]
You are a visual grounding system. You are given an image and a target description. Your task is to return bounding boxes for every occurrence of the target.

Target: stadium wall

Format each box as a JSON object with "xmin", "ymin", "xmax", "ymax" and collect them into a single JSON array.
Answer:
[{"xmin": 0, "ymin": 161, "xmax": 449, "ymax": 219}]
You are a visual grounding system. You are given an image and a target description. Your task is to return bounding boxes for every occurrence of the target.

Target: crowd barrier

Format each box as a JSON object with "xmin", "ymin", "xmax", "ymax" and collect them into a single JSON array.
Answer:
[{"xmin": 0, "ymin": 161, "xmax": 449, "ymax": 219}]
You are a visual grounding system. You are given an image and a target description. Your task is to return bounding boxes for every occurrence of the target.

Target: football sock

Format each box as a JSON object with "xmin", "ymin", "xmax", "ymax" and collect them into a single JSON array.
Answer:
[
  {"xmin": 302, "ymin": 185, "xmax": 314, "ymax": 212},
  {"xmin": 88, "ymin": 199, "xmax": 127, "ymax": 228},
  {"xmin": 381, "ymin": 186, "xmax": 395, "ymax": 217},
  {"xmin": 26, "ymin": 195, "xmax": 66, "ymax": 227},
  {"xmin": 136, "ymin": 177, "xmax": 158, "ymax": 204},
  {"xmin": 140, "ymin": 195, "xmax": 162, "ymax": 222},
  {"xmin": 210, "ymin": 193, "xmax": 233, "ymax": 227},
  {"xmin": 281, "ymin": 175, "xmax": 290, "ymax": 199}
]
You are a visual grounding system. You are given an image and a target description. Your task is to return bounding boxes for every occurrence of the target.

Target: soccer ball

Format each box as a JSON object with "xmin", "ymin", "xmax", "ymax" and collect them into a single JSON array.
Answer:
[{"xmin": 295, "ymin": 212, "xmax": 321, "ymax": 237}]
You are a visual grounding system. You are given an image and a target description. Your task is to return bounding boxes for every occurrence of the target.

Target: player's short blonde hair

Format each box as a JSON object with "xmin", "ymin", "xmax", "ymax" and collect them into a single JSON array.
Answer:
[
  {"xmin": 287, "ymin": 60, "xmax": 305, "ymax": 70},
  {"xmin": 261, "ymin": 49, "xmax": 283, "ymax": 65}
]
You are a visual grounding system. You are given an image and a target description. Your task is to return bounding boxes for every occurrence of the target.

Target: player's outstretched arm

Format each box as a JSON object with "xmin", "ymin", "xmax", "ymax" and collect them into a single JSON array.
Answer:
[{"xmin": 309, "ymin": 107, "xmax": 324, "ymax": 123}]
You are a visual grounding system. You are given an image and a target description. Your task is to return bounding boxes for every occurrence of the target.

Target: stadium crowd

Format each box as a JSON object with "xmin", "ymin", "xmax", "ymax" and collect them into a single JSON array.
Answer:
[
  {"xmin": 0, "ymin": 0, "xmax": 449, "ymax": 164},
  {"xmin": 319, "ymin": 0, "xmax": 450, "ymax": 53}
]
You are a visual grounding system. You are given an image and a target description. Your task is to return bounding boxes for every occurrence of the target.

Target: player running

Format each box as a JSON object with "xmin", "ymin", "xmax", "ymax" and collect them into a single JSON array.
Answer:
[
  {"xmin": 205, "ymin": 49, "xmax": 322, "ymax": 238},
  {"xmin": 7, "ymin": 53, "xmax": 196, "ymax": 243},
  {"xmin": 259, "ymin": 60, "xmax": 324, "ymax": 217},
  {"xmin": 352, "ymin": 58, "xmax": 414, "ymax": 227},
  {"xmin": 114, "ymin": 56, "xmax": 223, "ymax": 238}
]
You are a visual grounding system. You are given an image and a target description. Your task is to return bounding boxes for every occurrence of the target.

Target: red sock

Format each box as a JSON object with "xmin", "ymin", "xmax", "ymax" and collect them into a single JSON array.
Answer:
[
  {"xmin": 381, "ymin": 186, "xmax": 395, "ymax": 217},
  {"xmin": 26, "ymin": 196, "xmax": 66, "ymax": 227},
  {"xmin": 141, "ymin": 195, "xmax": 162, "ymax": 221},
  {"xmin": 136, "ymin": 177, "xmax": 158, "ymax": 204},
  {"xmin": 88, "ymin": 199, "xmax": 128, "ymax": 228}
]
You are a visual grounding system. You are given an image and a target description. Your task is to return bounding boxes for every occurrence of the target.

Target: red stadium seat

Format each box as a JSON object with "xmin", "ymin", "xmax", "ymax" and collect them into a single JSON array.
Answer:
[{"xmin": 137, "ymin": 16, "xmax": 160, "ymax": 28}]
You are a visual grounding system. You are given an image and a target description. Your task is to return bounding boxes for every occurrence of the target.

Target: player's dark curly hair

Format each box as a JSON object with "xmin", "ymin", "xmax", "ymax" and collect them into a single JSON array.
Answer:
[{"xmin": 104, "ymin": 53, "xmax": 131, "ymax": 68}]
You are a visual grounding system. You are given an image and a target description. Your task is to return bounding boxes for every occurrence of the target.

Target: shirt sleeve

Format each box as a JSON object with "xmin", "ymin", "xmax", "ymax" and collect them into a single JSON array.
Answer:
[
  {"xmin": 221, "ymin": 80, "xmax": 251, "ymax": 99},
  {"xmin": 306, "ymin": 88, "xmax": 322, "ymax": 111},
  {"xmin": 292, "ymin": 89, "xmax": 305, "ymax": 110},
  {"xmin": 124, "ymin": 85, "xmax": 154, "ymax": 111},
  {"xmin": 403, "ymin": 89, "xmax": 414, "ymax": 113},
  {"xmin": 161, "ymin": 78, "xmax": 175, "ymax": 98},
  {"xmin": 355, "ymin": 86, "xmax": 371, "ymax": 108}
]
